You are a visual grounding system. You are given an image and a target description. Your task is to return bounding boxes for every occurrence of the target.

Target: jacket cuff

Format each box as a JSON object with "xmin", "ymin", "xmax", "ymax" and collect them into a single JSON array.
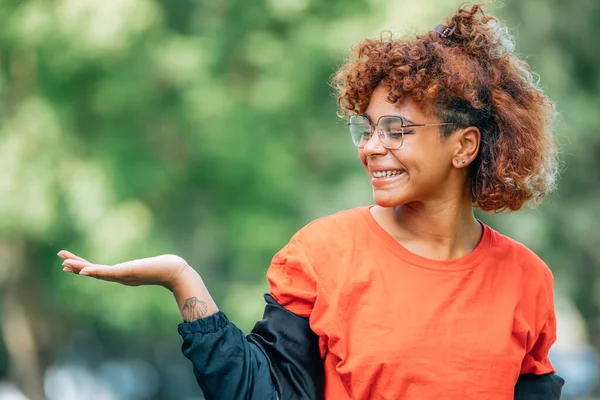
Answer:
[{"xmin": 177, "ymin": 311, "xmax": 230, "ymax": 336}]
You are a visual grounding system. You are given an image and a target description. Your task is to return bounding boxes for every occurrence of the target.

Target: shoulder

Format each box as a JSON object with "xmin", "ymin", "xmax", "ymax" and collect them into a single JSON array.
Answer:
[
  {"xmin": 268, "ymin": 207, "xmax": 369, "ymax": 287},
  {"xmin": 281, "ymin": 206, "xmax": 370, "ymax": 264},
  {"xmin": 490, "ymin": 228, "xmax": 552, "ymax": 275},
  {"xmin": 293, "ymin": 206, "xmax": 370, "ymax": 243},
  {"xmin": 488, "ymin": 225, "xmax": 555, "ymax": 294}
]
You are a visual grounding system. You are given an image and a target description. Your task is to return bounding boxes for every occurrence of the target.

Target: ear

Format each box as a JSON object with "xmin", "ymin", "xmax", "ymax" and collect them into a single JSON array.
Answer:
[{"xmin": 452, "ymin": 126, "xmax": 480, "ymax": 169}]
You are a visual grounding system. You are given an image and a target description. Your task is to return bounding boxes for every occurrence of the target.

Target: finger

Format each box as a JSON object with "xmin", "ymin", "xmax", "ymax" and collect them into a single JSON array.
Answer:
[
  {"xmin": 58, "ymin": 250, "xmax": 90, "ymax": 263},
  {"xmin": 62, "ymin": 259, "xmax": 91, "ymax": 269},
  {"xmin": 57, "ymin": 250, "xmax": 90, "ymax": 263},
  {"xmin": 63, "ymin": 259, "xmax": 101, "ymax": 274}
]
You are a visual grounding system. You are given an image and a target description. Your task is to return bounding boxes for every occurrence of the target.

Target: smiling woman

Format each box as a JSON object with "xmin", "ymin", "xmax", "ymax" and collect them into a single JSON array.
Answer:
[{"xmin": 59, "ymin": 4, "xmax": 564, "ymax": 400}]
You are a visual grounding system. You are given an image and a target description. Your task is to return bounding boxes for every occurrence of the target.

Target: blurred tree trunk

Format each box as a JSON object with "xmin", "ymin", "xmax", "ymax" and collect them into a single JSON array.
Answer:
[{"xmin": 0, "ymin": 239, "xmax": 47, "ymax": 400}]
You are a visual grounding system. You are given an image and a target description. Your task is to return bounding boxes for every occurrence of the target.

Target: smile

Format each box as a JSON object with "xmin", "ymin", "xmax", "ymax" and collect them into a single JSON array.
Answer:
[{"xmin": 372, "ymin": 170, "xmax": 405, "ymax": 178}]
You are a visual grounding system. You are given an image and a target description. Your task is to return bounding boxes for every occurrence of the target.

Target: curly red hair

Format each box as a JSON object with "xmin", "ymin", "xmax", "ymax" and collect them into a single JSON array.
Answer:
[{"xmin": 332, "ymin": 4, "xmax": 557, "ymax": 212}]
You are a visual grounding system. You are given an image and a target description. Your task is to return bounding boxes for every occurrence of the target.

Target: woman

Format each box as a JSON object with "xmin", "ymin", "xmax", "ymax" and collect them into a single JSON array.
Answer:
[{"xmin": 59, "ymin": 5, "xmax": 565, "ymax": 399}]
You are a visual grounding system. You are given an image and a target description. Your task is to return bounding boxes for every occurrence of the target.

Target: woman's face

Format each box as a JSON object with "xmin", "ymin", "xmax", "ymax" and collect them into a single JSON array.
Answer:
[{"xmin": 358, "ymin": 86, "xmax": 460, "ymax": 208}]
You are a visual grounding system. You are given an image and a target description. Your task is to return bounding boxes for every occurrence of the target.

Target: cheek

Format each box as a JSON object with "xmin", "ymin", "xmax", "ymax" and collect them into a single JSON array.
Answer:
[
  {"xmin": 402, "ymin": 138, "xmax": 447, "ymax": 168},
  {"xmin": 404, "ymin": 144, "xmax": 453, "ymax": 181}
]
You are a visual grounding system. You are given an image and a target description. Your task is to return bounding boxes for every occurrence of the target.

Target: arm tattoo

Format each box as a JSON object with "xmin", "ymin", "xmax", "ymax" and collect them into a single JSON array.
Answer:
[{"xmin": 182, "ymin": 297, "xmax": 208, "ymax": 322}]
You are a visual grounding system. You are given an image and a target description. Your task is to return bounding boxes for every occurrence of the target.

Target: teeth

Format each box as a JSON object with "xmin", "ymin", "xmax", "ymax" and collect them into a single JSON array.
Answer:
[{"xmin": 373, "ymin": 170, "xmax": 403, "ymax": 178}]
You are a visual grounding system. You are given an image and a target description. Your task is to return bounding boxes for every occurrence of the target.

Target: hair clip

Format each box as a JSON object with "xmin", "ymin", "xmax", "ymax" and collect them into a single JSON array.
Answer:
[{"xmin": 433, "ymin": 24, "xmax": 456, "ymax": 39}]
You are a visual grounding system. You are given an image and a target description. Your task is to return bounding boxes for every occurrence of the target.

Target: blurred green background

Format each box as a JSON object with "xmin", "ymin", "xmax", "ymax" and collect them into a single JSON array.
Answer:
[{"xmin": 0, "ymin": 0, "xmax": 598, "ymax": 399}]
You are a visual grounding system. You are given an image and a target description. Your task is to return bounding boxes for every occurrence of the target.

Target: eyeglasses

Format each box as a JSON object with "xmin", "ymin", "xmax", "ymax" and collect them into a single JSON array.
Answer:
[{"xmin": 347, "ymin": 114, "xmax": 457, "ymax": 149}]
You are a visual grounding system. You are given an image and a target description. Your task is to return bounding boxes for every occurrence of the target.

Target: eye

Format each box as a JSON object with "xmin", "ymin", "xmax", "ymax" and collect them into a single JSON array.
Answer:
[
  {"xmin": 386, "ymin": 131, "xmax": 403, "ymax": 139},
  {"xmin": 383, "ymin": 126, "xmax": 403, "ymax": 139}
]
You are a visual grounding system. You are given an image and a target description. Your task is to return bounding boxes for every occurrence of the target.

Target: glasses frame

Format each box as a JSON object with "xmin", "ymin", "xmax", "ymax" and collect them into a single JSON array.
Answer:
[{"xmin": 347, "ymin": 114, "xmax": 457, "ymax": 149}]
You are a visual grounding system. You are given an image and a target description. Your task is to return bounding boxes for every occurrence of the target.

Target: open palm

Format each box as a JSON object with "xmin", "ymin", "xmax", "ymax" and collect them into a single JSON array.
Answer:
[{"xmin": 58, "ymin": 250, "xmax": 189, "ymax": 289}]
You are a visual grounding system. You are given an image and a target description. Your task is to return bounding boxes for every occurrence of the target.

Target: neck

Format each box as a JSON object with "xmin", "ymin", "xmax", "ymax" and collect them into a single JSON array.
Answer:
[{"xmin": 377, "ymin": 186, "xmax": 482, "ymax": 261}]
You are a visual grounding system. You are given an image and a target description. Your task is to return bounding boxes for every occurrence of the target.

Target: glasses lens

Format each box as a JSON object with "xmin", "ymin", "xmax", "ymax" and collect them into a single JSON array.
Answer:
[
  {"xmin": 348, "ymin": 116, "xmax": 370, "ymax": 147},
  {"xmin": 378, "ymin": 116, "xmax": 404, "ymax": 149}
]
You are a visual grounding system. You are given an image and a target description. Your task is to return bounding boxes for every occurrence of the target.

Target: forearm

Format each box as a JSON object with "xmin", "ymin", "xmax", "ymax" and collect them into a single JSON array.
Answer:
[{"xmin": 170, "ymin": 265, "xmax": 220, "ymax": 322}]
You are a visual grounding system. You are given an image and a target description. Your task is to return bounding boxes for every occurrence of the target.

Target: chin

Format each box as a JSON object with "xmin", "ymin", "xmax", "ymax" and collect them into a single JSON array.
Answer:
[{"xmin": 372, "ymin": 192, "xmax": 410, "ymax": 208}]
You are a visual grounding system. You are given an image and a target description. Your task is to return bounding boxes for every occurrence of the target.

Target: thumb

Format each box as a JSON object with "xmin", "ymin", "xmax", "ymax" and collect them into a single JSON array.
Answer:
[
  {"xmin": 78, "ymin": 265, "xmax": 118, "ymax": 281},
  {"xmin": 78, "ymin": 268, "xmax": 94, "ymax": 276}
]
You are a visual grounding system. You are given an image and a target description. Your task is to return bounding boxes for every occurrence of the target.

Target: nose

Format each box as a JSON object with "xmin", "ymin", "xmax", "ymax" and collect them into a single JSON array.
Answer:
[{"xmin": 362, "ymin": 130, "xmax": 386, "ymax": 155}]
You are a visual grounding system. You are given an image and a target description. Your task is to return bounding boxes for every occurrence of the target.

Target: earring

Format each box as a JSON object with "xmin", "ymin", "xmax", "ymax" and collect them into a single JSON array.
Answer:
[{"xmin": 461, "ymin": 159, "xmax": 466, "ymax": 163}]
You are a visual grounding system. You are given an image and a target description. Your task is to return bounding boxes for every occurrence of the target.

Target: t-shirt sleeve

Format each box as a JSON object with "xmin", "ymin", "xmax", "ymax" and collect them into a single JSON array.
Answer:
[
  {"xmin": 266, "ymin": 234, "xmax": 317, "ymax": 318},
  {"xmin": 520, "ymin": 303, "xmax": 557, "ymax": 375}
]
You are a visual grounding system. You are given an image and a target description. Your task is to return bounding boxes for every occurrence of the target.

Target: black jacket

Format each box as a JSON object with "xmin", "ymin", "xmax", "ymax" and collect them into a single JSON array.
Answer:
[{"xmin": 178, "ymin": 294, "xmax": 564, "ymax": 400}]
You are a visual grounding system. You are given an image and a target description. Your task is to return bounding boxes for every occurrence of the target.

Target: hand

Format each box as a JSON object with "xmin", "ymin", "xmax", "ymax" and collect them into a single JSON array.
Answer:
[{"xmin": 57, "ymin": 250, "xmax": 190, "ymax": 290}]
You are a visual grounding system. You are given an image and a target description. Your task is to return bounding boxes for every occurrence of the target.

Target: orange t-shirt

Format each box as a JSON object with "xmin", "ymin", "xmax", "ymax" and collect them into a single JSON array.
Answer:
[{"xmin": 266, "ymin": 207, "xmax": 556, "ymax": 400}]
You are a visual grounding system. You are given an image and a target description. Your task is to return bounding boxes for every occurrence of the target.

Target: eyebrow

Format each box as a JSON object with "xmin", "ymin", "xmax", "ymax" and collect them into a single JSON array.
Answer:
[{"xmin": 363, "ymin": 112, "xmax": 415, "ymax": 125}]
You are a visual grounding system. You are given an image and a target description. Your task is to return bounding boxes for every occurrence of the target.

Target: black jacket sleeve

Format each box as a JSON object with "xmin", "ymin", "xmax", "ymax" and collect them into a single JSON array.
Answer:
[
  {"xmin": 178, "ymin": 310, "xmax": 277, "ymax": 400},
  {"xmin": 514, "ymin": 373, "xmax": 565, "ymax": 400},
  {"xmin": 179, "ymin": 294, "xmax": 564, "ymax": 400},
  {"xmin": 247, "ymin": 294, "xmax": 325, "ymax": 400},
  {"xmin": 177, "ymin": 294, "xmax": 324, "ymax": 400}
]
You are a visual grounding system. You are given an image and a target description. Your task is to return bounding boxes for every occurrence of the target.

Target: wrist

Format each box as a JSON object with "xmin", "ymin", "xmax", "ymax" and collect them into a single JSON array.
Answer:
[
  {"xmin": 167, "ymin": 262, "xmax": 198, "ymax": 292},
  {"xmin": 169, "ymin": 265, "xmax": 220, "ymax": 320}
]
